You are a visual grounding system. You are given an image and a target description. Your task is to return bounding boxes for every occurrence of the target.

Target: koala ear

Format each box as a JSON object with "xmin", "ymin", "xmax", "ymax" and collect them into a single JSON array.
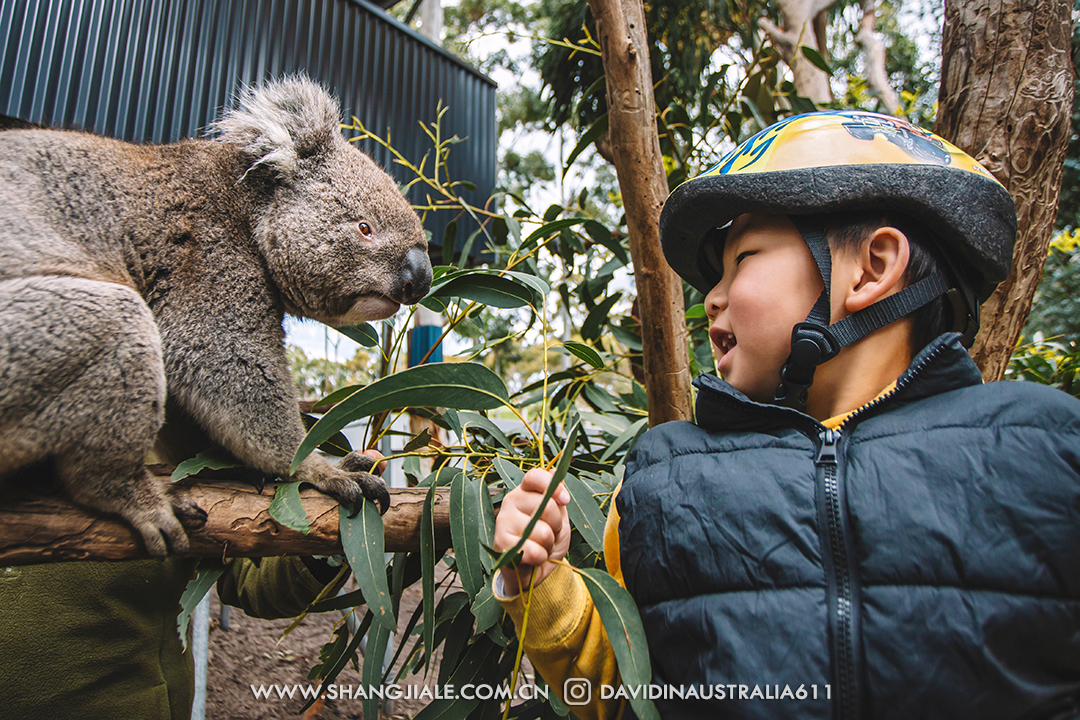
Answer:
[{"xmin": 211, "ymin": 74, "xmax": 341, "ymax": 180}]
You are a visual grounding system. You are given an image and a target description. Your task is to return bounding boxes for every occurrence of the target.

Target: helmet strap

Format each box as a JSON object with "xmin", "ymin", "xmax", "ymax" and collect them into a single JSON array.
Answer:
[{"xmin": 775, "ymin": 217, "xmax": 951, "ymax": 411}]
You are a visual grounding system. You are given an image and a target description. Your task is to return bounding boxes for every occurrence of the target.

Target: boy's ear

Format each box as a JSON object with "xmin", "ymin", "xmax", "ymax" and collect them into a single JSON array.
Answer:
[{"xmin": 843, "ymin": 227, "xmax": 911, "ymax": 313}]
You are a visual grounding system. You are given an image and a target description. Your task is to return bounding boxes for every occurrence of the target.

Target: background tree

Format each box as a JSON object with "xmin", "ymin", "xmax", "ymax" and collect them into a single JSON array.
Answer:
[{"xmin": 934, "ymin": 0, "xmax": 1075, "ymax": 382}]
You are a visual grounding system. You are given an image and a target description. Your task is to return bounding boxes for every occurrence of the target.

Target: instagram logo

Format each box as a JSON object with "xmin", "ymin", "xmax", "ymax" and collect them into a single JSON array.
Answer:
[{"xmin": 563, "ymin": 678, "xmax": 592, "ymax": 706}]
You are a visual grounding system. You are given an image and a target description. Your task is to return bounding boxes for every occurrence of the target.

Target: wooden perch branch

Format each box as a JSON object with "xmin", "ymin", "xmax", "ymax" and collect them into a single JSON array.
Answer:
[{"xmin": 0, "ymin": 473, "xmax": 458, "ymax": 565}]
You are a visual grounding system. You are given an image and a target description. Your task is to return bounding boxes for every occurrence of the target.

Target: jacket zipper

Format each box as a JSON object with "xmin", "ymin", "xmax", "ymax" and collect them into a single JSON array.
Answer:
[
  {"xmin": 814, "ymin": 341, "xmax": 951, "ymax": 720},
  {"xmin": 817, "ymin": 427, "xmax": 859, "ymax": 720}
]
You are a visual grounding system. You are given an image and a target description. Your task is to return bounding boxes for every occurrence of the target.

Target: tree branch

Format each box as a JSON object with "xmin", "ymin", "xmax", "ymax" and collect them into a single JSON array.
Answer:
[
  {"xmin": 0, "ymin": 473, "xmax": 457, "ymax": 565},
  {"xmin": 586, "ymin": 0, "xmax": 693, "ymax": 426},
  {"xmin": 856, "ymin": 0, "xmax": 901, "ymax": 115}
]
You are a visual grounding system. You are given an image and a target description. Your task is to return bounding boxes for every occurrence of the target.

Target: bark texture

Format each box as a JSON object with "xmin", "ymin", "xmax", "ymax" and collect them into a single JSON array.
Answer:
[
  {"xmin": 587, "ymin": 0, "xmax": 693, "ymax": 425},
  {"xmin": 934, "ymin": 0, "xmax": 1074, "ymax": 380},
  {"xmin": 0, "ymin": 473, "xmax": 453, "ymax": 565}
]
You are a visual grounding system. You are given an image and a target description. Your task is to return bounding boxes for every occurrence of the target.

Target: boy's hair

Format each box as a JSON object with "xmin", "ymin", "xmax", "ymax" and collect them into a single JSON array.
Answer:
[{"xmin": 820, "ymin": 210, "xmax": 951, "ymax": 355}]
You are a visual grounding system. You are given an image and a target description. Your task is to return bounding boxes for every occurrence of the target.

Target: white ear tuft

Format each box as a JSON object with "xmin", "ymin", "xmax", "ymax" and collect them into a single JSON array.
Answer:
[{"xmin": 210, "ymin": 74, "xmax": 342, "ymax": 180}]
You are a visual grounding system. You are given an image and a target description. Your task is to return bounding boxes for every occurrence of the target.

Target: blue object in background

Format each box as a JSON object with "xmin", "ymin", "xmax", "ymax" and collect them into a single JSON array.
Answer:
[{"xmin": 409, "ymin": 324, "xmax": 443, "ymax": 366}]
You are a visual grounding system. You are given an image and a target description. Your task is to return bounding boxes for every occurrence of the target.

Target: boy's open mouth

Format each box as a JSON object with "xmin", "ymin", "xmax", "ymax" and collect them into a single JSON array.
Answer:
[{"xmin": 711, "ymin": 329, "xmax": 737, "ymax": 355}]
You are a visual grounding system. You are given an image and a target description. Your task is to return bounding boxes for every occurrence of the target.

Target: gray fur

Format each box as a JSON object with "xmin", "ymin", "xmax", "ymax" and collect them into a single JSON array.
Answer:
[{"xmin": 0, "ymin": 76, "xmax": 431, "ymax": 556}]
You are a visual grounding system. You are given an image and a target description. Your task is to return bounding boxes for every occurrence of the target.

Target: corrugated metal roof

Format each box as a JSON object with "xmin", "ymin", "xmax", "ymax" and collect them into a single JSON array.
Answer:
[{"xmin": 0, "ymin": 0, "xmax": 496, "ymax": 257}]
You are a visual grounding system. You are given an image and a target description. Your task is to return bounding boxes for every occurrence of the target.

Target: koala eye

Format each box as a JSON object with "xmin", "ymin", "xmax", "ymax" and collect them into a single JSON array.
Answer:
[{"xmin": 358, "ymin": 221, "xmax": 373, "ymax": 238}]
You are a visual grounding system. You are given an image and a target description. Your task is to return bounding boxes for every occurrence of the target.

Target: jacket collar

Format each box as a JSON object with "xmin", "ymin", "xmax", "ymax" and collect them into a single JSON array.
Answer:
[{"xmin": 692, "ymin": 333, "xmax": 984, "ymax": 434}]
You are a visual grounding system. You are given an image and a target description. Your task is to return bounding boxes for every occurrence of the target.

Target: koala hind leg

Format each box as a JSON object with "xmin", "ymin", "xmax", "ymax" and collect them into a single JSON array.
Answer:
[{"xmin": 0, "ymin": 276, "xmax": 197, "ymax": 556}]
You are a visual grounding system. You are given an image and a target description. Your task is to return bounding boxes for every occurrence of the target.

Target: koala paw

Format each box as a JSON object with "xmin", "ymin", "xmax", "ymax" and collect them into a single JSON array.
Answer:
[
  {"xmin": 301, "ymin": 455, "xmax": 390, "ymax": 516},
  {"xmin": 126, "ymin": 504, "xmax": 193, "ymax": 557},
  {"xmin": 171, "ymin": 494, "xmax": 209, "ymax": 530}
]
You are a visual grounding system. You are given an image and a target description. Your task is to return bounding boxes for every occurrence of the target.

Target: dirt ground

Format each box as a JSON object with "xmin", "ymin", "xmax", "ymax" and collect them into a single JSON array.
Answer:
[{"xmin": 205, "ymin": 576, "xmax": 436, "ymax": 720}]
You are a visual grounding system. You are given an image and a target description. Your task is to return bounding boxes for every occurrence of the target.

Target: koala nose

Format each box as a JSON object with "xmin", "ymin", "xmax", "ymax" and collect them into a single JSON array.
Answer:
[{"xmin": 392, "ymin": 246, "xmax": 433, "ymax": 305}]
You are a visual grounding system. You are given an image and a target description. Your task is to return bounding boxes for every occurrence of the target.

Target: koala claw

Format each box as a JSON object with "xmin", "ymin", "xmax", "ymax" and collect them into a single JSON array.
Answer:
[{"xmin": 172, "ymin": 496, "xmax": 209, "ymax": 530}]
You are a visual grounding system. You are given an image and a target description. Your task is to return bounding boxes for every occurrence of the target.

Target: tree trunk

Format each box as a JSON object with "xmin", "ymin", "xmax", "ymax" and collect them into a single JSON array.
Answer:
[
  {"xmin": 758, "ymin": 0, "xmax": 836, "ymax": 104},
  {"xmin": 0, "ymin": 474, "xmax": 454, "ymax": 565},
  {"xmin": 934, "ymin": 0, "xmax": 1074, "ymax": 381},
  {"xmin": 587, "ymin": 0, "xmax": 693, "ymax": 426}
]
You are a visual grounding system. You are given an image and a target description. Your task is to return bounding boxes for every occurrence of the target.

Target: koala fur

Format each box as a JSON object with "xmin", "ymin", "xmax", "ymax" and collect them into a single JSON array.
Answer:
[{"xmin": 0, "ymin": 76, "xmax": 432, "ymax": 556}]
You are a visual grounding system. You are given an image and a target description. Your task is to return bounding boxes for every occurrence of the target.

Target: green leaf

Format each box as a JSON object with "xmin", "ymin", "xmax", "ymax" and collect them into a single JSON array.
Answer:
[
  {"xmin": 442, "ymin": 219, "xmax": 458, "ymax": 265},
  {"xmin": 308, "ymin": 588, "xmax": 366, "ymax": 613},
  {"xmin": 301, "ymin": 413, "xmax": 353, "ymax": 457},
  {"xmin": 493, "ymin": 457, "xmax": 525, "ymax": 490},
  {"xmin": 421, "ymin": 481, "xmax": 438, "ymax": 672},
  {"xmin": 403, "ymin": 428, "xmax": 433, "ymax": 453},
  {"xmin": 361, "ymin": 620, "xmax": 394, "ymax": 720},
  {"xmin": 458, "ymin": 411, "xmax": 513, "ymax": 450},
  {"xmin": 563, "ymin": 473, "xmax": 606, "ymax": 554},
  {"xmin": 521, "ymin": 218, "xmax": 587, "ymax": 252},
  {"xmin": 475, "ymin": 473, "xmax": 497, "ymax": 574},
  {"xmin": 412, "ymin": 637, "xmax": 500, "ymax": 720},
  {"xmin": 582, "ymin": 293, "xmax": 623, "ymax": 341},
  {"xmin": 450, "ymin": 473, "xmax": 484, "ymax": 599},
  {"xmin": 492, "ymin": 421, "xmax": 581, "ymax": 572},
  {"xmin": 308, "ymin": 384, "xmax": 362, "ymax": 412},
  {"xmin": 340, "ymin": 502, "xmax": 396, "ymax": 631},
  {"xmin": 292, "ymin": 362, "xmax": 509, "ymax": 474},
  {"xmin": 599, "ymin": 417, "xmax": 649, "ymax": 463},
  {"xmin": 335, "ymin": 322, "xmax": 379, "ymax": 347},
  {"xmin": 428, "ymin": 272, "xmax": 538, "ymax": 309},
  {"xmin": 470, "ymin": 582, "xmax": 503, "ymax": 635},
  {"xmin": 563, "ymin": 341, "xmax": 604, "ymax": 370},
  {"xmin": 578, "ymin": 568, "xmax": 660, "ymax": 720},
  {"xmin": 268, "ymin": 481, "xmax": 311, "ymax": 534},
  {"xmin": 584, "ymin": 220, "xmax": 629, "ymax": 265},
  {"xmin": 170, "ymin": 449, "xmax": 237, "ymax": 482},
  {"xmin": 685, "ymin": 303, "xmax": 706, "ymax": 319},
  {"xmin": 800, "ymin": 44, "xmax": 833, "ymax": 74},
  {"xmin": 301, "ymin": 610, "xmax": 373, "ymax": 712},
  {"xmin": 177, "ymin": 562, "xmax": 225, "ymax": 650},
  {"xmin": 564, "ymin": 113, "xmax": 609, "ymax": 177}
]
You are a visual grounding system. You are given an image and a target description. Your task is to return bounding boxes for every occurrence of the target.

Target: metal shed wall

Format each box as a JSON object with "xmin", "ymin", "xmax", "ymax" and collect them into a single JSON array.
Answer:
[{"xmin": 0, "ymin": 0, "xmax": 496, "ymax": 257}]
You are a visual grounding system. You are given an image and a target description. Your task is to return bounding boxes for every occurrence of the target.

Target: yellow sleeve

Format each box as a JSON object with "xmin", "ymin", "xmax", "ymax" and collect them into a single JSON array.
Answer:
[{"xmin": 494, "ymin": 483, "xmax": 627, "ymax": 720}]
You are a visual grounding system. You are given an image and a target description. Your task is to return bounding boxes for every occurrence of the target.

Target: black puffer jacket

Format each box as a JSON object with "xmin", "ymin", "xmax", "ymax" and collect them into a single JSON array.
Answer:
[{"xmin": 618, "ymin": 334, "xmax": 1080, "ymax": 720}]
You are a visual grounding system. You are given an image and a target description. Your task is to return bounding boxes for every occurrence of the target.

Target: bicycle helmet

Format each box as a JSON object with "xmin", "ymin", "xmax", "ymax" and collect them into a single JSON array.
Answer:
[{"xmin": 659, "ymin": 110, "xmax": 1017, "ymax": 410}]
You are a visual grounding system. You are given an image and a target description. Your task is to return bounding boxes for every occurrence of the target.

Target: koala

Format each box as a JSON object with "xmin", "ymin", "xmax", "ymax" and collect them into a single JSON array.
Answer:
[{"xmin": 0, "ymin": 76, "xmax": 432, "ymax": 556}]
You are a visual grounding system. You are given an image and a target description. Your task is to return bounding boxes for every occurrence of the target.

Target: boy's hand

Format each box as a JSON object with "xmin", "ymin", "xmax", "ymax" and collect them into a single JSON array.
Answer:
[{"xmin": 494, "ymin": 468, "xmax": 572, "ymax": 595}]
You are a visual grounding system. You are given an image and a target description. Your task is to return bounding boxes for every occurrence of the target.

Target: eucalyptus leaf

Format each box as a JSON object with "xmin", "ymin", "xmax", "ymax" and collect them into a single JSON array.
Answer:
[
  {"xmin": 335, "ymin": 322, "xmax": 379, "ymax": 347},
  {"xmin": 412, "ymin": 637, "xmax": 500, "ymax": 720},
  {"xmin": 421, "ymin": 481, "xmax": 438, "ymax": 672},
  {"xmin": 292, "ymin": 362, "xmax": 509, "ymax": 473},
  {"xmin": 268, "ymin": 481, "xmax": 311, "ymax": 534},
  {"xmin": 578, "ymin": 568, "xmax": 660, "ymax": 720},
  {"xmin": 563, "ymin": 341, "xmax": 604, "ymax": 370},
  {"xmin": 340, "ymin": 502, "xmax": 395, "ymax": 631},
  {"xmin": 429, "ymin": 273, "xmax": 537, "ymax": 309},
  {"xmin": 584, "ymin": 220, "xmax": 629, "ymax": 265},
  {"xmin": 493, "ymin": 457, "xmax": 525, "ymax": 490},
  {"xmin": 564, "ymin": 114, "xmax": 609, "ymax": 177},
  {"xmin": 361, "ymin": 620, "xmax": 394, "ymax": 720},
  {"xmin": 470, "ymin": 582, "xmax": 503, "ymax": 635},
  {"xmin": 458, "ymin": 411, "xmax": 513, "ymax": 450},
  {"xmin": 581, "ymin": 293, "xmax": 622, "ymax": 341},
  {"xmin": 449, "ymin": 473, "xmax": 484, "ymax": 599},
  {"xmin": 800, "ymin": 44, "xmax": 833, "ymax": 74},
  {"xmin": 562, "ymin": 472, "xmax": 606, "ymax": 554},
  {"xmin": 521, "ymin": 218, "xmax": 587, "ymax": 252},
  {"xmin": 177, "ymin": 562, "xmax": 225, "ymax": 651},
  {"xmin": 170, "ymin": 449, "xmax": 237, "ymax": 482}
]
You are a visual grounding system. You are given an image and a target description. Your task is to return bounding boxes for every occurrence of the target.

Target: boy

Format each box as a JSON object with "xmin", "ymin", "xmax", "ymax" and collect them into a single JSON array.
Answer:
[{"xmin": 493, "ymin": 112, "xmax": 1080, "ymax": 720}]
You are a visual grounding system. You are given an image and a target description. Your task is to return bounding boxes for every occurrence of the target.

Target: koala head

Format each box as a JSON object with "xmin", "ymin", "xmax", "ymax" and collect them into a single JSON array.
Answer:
[{"xmin": 212, "ymin": 76, "xmax": 432, "ymax": 326}]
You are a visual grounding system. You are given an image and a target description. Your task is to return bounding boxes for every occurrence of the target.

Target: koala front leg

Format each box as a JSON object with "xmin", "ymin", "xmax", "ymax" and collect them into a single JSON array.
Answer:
[
  {"xmin": 0, "ymin": 277, "xmax": 203, "ymax": 556},
  {"xmin": 156, "ymin": 304, "xmax": 389, "ymax": 513}
]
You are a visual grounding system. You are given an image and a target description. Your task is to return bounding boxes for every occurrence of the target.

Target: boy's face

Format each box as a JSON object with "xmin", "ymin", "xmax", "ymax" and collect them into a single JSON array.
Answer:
[{"xmin": 703, "ymin": 213, "xmax": 825, "ymax": 402}]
